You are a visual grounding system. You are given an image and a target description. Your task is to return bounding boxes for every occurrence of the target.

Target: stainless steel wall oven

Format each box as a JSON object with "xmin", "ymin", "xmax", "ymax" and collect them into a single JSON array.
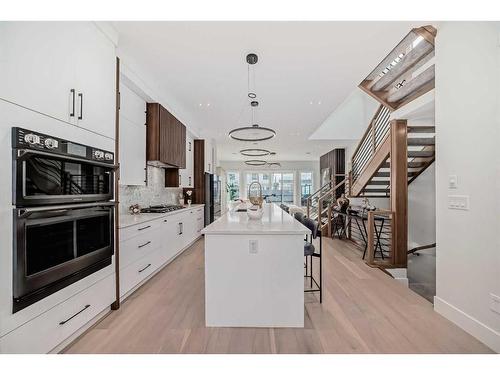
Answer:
[{"xmin": 12, "ymin": 128, "xmax": 116, "ymax": 313}]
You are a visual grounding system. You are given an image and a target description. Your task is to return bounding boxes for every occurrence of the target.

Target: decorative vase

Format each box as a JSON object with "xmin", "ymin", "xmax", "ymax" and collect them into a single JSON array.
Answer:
[{"xmin": 187, "ymin": 199, "xmax": 192, "ymax": 207}]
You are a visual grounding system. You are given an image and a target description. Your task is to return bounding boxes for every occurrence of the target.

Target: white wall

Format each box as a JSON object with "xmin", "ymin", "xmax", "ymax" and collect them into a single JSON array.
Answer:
[
  {"xmin": 408, "ymin": 163, "xmax": 436, "ymax": 248},
  {"xmin": 434, "ymin": 22, "xmax": 500, "ymax": 352},
  {"xmin": 219, "ymin": 160, "xmax": 319, "ymax": 206}
]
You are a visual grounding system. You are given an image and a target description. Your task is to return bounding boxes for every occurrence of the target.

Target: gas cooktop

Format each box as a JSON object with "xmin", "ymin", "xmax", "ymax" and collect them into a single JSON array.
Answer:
[{"xmin": 140, "ymin": 204, "xmax": 185, "ymax": 213}]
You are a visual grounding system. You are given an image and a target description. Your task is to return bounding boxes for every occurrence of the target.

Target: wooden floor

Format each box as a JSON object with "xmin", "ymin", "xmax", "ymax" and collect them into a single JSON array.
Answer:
[{"xmin": 64, "ymin": 237, "xmax": 492, "ymax": 354}]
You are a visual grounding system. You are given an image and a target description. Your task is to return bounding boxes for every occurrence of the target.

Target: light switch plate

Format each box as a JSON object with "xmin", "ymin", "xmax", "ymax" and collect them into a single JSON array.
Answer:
[
  {"xmin": 448, "ymin": 175, "xmax": 458, "ymax": 189},
  {"xmin": 448, "ymin": 195, "xmax": 469, "ymax": 210},
  {"xmin": 249, "ymin": 240, "xmax": 258, "ymax": 254},
  {"xmin": 490, "ymin": 293, "xmax": 500, "ymax": 315}
]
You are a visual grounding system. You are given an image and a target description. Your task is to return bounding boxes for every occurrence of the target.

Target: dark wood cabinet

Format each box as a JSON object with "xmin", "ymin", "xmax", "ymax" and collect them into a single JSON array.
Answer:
[
  {"xmin": 146, "ymin": 103, "xmax": 186, "ymax": 168},
  {"xmin": 193, "ymin": 139, "xmax": 206, "ymax": 204}
]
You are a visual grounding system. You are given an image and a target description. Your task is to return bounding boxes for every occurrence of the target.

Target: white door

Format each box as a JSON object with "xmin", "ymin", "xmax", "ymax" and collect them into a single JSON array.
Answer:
[
  {"xmin": 0, "ymin": 22, "xmax": 78, "ymax": 124},
  {"xmin": 118, "ymin": 83, "xmax": 146, "ymax": 186},
  {"xmin": 74, "ymin": 23, "xmax": 116, "ymax": 139}
]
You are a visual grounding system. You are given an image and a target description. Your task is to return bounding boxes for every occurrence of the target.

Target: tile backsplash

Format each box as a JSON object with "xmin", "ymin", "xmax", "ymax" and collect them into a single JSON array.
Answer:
[{"xmin": 119, "ymin": 166, "xmax": 182, "ymax": 213}]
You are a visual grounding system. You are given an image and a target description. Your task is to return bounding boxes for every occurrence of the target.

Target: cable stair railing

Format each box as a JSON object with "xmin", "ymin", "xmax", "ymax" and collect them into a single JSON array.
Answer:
[{"xmin": 306, "ymin": 178, "xmax": 347, "ymax": 237}]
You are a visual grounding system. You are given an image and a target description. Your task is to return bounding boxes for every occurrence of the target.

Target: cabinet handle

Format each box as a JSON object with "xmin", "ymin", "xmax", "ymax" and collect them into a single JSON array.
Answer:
[
  {"xmin": 138, "ymin": 225, "xmax": 151, "ymax": 231},
  {"xmin": 78, "ymin": 93, "xmax": 83, "ymax": 120},
  {"xmin": 138, "ymin": 263, "xmax": 151, "ymax": 273},
  {"xmin": 70, "ymin": 89, "xmax": 76, "ymax": 117},
  {"xmin": 179, "ymin": 175, "xmax": 181, "ymax": 186},
  {"xmin": 59, "ymin": 304, "xmax": 90, "ymax": 325},
  {"xmin": 188, "ymin": 176, "xmax": 191, "ymax": 186},
  {"xmin": 208, "ymin": 163, "xmax": 211, "ymax": 172},
  {"xmin": 178, "ymin": 222, "xmax": 183, "ymax": 235},
  {"xmin": 138, "ymin": 241, "xmax": 151, "ymax": 248}
]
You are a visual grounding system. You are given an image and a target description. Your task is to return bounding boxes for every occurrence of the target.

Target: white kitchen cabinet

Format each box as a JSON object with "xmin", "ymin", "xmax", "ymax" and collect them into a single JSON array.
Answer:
[
  {"xmin": 118, "ymin": 83, "xmax": 146, "ymax": 186},
  {"xmin": 74, "ymin": 22, "xmax": 116, "ymax": 138},
  {"xmin": 204, "ymin": 138, "xmax": 216, "ymax": 173},
  {"xmin": 0, "ymin": 273, "xmax": 114, "ymax": 354},
  {"xmin": 179, "ymin": 131, "xmax": 194, "ymax": 188},
  {"xmin": 118, "ymin": 206, "xmax": 204, "ymax": 300},
  {"xmin": 0, "ymin": 22, "xmax": 116, "ymax": 139},
  {"xmin": 160, "ymin": 216, "xmax": 182, "ymax": 262},
  {"xmin": 0, "ymin": 22, "xmax": 77, "ymax": 124}
]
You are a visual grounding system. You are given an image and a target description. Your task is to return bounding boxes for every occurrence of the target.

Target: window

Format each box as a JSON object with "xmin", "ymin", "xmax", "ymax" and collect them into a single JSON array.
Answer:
[
  {"xmin": 270, "ymin": 172, "xmax": 294, "ymax": 204},
  {"xmin": 300, "ymin": 172, "xmax": 313, "ymax": 206},
  {"xmin": 226, "ymin": 172, "xmax": 240, "ymax": 200}
]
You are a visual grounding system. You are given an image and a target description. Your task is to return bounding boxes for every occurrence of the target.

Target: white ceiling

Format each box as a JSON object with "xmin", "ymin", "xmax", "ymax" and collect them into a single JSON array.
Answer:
[{"xmin": 112, "ymin": 21, "xmax": 420, "ymax": 161}]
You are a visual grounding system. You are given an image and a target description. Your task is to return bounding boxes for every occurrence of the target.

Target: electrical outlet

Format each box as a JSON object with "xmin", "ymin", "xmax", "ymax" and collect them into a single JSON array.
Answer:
[
  {"xmin": 448, "ymin": 195, "xmax": 469, "ymax": 210},
  {"xmin": 490, "ymin": 293, "xmax": 500, "ymax": 315},
  {"xmin": 249, "ymin": 240, "xmax": 258, "ymax": 254}
]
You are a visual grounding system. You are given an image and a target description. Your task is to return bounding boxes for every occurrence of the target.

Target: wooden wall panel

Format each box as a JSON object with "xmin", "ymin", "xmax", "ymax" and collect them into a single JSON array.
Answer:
[{"xmin": 194, "ymin": 139, "xmax": 206, "ymax": 204}]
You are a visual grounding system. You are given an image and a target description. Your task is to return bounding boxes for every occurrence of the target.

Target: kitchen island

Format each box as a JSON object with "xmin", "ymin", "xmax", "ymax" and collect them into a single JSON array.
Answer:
[{"xmin": 201, "ymin": 203, "xmax": 310, "ymax": 327}]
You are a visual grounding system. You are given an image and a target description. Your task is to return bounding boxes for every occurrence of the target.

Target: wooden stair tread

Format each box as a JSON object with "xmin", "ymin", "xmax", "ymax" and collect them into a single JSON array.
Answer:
[
  {"xmin": 375, "ymin": 171, "xmax": 418, "ymax": 178},
  {"xmin": 408, "ymin": 150, "xmax": 434, "ymax": 158},
  {"xmin": 407, "ymin": 137, "xmax": 435, "ymax": 146},
  {"xmin": 366, "ymin": 180, "xmax": 390, "ymax": 185},
  {"xmin": 382, "ymin": 161, "xmax": 428, "ymax": 168},
  {"xmin": 407, "ymin": 126, "xmax": 435, "ymax": 133},
  {"xmin": 362, "ymin": 188, "xmax": 390, "ymax": 193}
]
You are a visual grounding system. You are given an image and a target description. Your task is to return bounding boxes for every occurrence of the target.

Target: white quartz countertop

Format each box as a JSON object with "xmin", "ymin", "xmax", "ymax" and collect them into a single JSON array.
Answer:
[
  {"xmin": 119, "ymin": 204, "xmax": 205, "ymax": 229},
  {"xmin": 201, "ymin": 203, "xmax": 310, "ymax": 235}
]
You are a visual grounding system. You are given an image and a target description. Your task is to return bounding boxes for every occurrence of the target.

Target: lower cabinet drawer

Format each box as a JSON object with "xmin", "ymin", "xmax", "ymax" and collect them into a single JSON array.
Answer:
[
  {"xmin": 119, "ymin": 248, "xmax": 164, "ymax": 298},
  {"xmin": 0, "ymin": 274, "xmax": 115, "ymax": 354},
  {"xmin": 120, "ymin": 219, "xmax": 161, "ymax": 242},
  {"xmin": 120, "ymin": 227, "xmax": 161, "ymax": 269}
]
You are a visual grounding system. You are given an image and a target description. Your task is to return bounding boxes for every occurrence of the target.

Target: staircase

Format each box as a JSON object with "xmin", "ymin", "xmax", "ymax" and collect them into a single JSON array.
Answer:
[{"xmin": 349, "ymin": 105, "xmax": 435, "ymax": 198}]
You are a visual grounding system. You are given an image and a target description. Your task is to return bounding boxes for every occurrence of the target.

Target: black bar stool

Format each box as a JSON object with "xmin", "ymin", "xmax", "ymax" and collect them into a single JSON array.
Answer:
[{"xmin": 302, "ymin": 217, "xmax": 322, "ymax": 303}]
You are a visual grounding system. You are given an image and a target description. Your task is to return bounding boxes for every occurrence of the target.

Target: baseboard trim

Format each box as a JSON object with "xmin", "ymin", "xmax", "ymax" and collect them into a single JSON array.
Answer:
[{"xmin": 434, "ymin": 296, "xmax": 500, "ymax": 353}]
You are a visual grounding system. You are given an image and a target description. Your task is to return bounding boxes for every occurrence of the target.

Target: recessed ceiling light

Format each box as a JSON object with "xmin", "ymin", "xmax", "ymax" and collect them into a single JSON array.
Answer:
[
  {"xmin": 309, "ymin": 101, "xmax": 313, "ymax": 105},
  {"xmin": 199, "ymin": 103, "xmax": 202, "ymax": 107},
  {"xmin": 207, "ymin": 103, "xmax": 211, "ymax": 107},
  {"xmin": 318, "ymin": 101, "xmax": 321, "ymax": 105}
]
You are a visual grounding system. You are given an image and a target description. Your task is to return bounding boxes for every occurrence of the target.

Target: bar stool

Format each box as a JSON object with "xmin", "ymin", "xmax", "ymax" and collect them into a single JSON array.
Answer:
[
  {"xmin": 294, "ymin": 211, "xmax": 305, "ymax": 222},
  {"xmin": 302, "ymin": 217, "xmax": 322, "ymax": 303}
]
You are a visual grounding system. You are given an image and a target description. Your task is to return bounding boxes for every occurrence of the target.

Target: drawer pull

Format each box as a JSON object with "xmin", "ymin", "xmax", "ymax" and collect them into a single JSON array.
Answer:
[
  {"xmin": 138, "ymin": 263, "xmax": 152, "ymax": 273},
  {"xmin": 59, "ymin": 304, "xmax": 90, "ymax": 325},
  {"xmin": 138, "ymin": 241, "xmax": 151, "ymax": 248},
  {"xmin": 138, "ymin": 225, "xmax": 151, "ymax": 231}
]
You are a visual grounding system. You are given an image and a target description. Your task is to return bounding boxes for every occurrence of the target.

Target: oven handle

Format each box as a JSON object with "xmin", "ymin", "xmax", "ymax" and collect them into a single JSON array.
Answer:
[
  {"xmin": 16, "ymin": 149, "xmax": 118, "ymax": 170},
  {"xmin": 17, "ymin": 202, "xmax": 116, "ymax": 218}
]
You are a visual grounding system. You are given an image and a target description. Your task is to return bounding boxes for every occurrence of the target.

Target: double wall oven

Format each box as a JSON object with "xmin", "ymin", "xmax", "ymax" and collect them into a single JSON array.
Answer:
[{"xmin": 12, "ymin": 128, "xmax": 116, "ymax": 312}]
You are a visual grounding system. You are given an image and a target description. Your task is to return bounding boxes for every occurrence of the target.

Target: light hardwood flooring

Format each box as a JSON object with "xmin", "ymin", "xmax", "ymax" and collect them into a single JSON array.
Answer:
[{"xmin": 63, "ymin": 237, "xmax": 493, "ymax": 354}]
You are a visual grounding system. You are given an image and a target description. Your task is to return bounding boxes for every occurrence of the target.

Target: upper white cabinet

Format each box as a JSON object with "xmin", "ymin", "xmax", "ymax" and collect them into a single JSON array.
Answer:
[
  {"xmin": 0, "ymin": 22, "xmax": 116, "ymax": 139},
  {"xmin": 118, "ymin": 83, "xmax": 146, "ymax": 186},
  {"xmin": 179, "ymin": 131, "xmax": 194, "ymax": 188},
  {"xmin": 73, "ymin": 23, "xmax": 116, "ymax": 139},
  {"xmin": 204, "ymin": 138, "xmax": 217, "ymax": 173}
]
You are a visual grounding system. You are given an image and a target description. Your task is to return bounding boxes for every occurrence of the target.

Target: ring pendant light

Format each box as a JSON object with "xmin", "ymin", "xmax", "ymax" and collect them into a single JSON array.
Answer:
[
  {"xmin": 229, "ymin": 124, "xmax": 276, "ymax": 142},
  {"xmin": 240, "ymin": 148, "xmax": 272, "ymax": 157},
  {"xmin": 244, "ymin": 159, "xmax": 268, "ymax": 166}
]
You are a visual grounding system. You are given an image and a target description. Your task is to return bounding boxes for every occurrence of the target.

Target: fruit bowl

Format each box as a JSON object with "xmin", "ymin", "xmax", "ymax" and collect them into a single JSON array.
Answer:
[{"xmin": 247, "ymin": 207, "xmax": 264, "ymax": 220}]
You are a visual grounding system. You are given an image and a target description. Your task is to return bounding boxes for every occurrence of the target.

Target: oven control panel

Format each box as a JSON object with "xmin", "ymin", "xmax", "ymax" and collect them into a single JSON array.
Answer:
[{"xmin": 12, "ymin": 127, "xmax": 114, "ymax": 164}]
